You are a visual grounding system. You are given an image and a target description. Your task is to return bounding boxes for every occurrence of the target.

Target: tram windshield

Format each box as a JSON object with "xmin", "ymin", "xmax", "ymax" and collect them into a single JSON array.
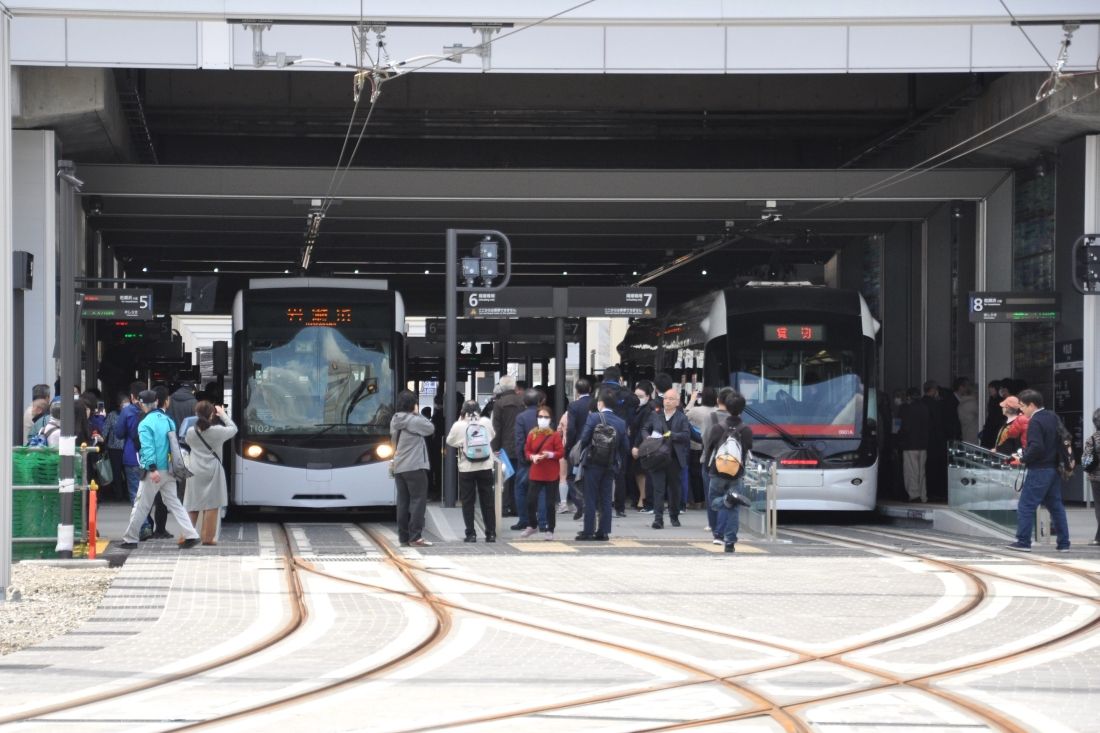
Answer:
[
  {"xmin": 729, "ymin": 345, "xmax": 864, "ymax": 439},
  {"xmin": 242, "ymin": 322, "xmax": 394, "ymax": 438}
]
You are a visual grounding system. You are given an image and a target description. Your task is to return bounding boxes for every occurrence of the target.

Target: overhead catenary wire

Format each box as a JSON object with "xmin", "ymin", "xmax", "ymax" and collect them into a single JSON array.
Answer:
[{"xmin": 302, "ymin": 0, "xmax": 601, "ymax": 267}]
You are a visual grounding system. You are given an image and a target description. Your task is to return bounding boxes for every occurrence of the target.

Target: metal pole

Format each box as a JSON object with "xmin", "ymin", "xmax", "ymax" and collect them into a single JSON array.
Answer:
[
  {"xmin": 56, "ymin": 160, "xmax": 81, "ymax": 559},
  {"xmin": 444, "ymin": 229, "xmax": 459, "ymax": 507},
  {"xmin": 554, "ymin": 317, "xmax": 566, "ymax": 422},
  {"xmin": 1, "ymin": 9, "xmax": 14, "ymax": 595}
]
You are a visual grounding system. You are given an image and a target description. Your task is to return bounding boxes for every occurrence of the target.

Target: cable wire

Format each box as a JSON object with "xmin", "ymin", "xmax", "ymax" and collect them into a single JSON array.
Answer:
[{"xmin": 997, "ymin": 0, "xmax": 1056, "ymax": 72}]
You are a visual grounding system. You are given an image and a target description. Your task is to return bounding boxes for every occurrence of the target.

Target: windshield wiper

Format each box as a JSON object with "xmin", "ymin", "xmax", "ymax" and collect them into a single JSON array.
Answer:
[{"xmin": 743, "ymin": 406, "xmax": 806, "ymax": 451}]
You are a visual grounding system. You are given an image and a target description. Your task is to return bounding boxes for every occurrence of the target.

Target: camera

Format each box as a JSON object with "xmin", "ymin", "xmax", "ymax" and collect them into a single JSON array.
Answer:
[{"xmin": 723, "ymin": 488, "xmax": 750, "ymax": 509}]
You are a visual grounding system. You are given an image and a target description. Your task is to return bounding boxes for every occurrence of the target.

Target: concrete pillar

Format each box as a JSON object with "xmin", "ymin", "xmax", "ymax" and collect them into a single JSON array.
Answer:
[
  {"xmin": 975, "ymin": 173, "xmax": 1014, "ymax": 431},
  {"xmin": 2, "ymin": 8, "xmax": 14, "ymax": 595},
  {"xmin": 923, "ymin": 202, "xmax": 953, "ymax": 387},
  {"xmin": 881, "ymin": 221, "xmax": 917, "ymax": 393},
  {"xmin": 1083, "ymin": 136, "xmax": 1100, "ymax": 505},
  {"xmin": 12, "ymin": 131, "xmax": 58, "ymax": 406}
]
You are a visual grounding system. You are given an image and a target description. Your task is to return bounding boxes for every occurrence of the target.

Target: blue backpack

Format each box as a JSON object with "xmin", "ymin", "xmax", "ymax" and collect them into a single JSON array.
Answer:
[{"xmin": 27, "ymin": 424, "xmax": 59, "ymax": 448}]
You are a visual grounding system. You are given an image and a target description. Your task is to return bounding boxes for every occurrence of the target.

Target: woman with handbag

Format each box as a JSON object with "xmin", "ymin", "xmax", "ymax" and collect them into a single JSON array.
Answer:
[
  {"xmin": 182, "ymin": 401, "xmax": 237, "ymax": 545},
  {"xmin": 521, "ymin": 405, "xmax": 564, "ymax": 540}
]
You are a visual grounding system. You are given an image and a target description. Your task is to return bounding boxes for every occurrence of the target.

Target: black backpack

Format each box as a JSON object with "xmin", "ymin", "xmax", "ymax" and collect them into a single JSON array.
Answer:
[
  {"xmin": 1055, "ymin": 417, "xmax": 1076, "ymax": 481},
  {"xmin": 587, "ymin": 413, "xmax": 618, "ymax": 468}
]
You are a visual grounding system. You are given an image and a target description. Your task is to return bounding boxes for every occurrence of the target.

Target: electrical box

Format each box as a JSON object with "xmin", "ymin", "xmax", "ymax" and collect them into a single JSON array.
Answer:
[{"xmin": 13, "ymin": 251, "xmax": 33, "ymax": 290}]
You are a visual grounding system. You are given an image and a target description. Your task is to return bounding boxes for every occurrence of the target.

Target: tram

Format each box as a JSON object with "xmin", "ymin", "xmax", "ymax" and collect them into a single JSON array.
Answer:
[
  {"xmin": 230, "ymin": 278, "xmax": 405, "ymax": 509},
  {"xmin": 620, "ymin": 283, "xmax": 880, "ymax": 510}
]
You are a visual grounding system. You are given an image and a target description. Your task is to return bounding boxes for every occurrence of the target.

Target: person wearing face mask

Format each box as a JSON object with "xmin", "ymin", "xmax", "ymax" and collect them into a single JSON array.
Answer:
[
  {"xmin": 521, "ymin": 406, "xmax": 564, "ymax": 540},
  {"xmin": 446, "ymin": 400, "xmax": 497, "ymax": 543},
  {"xmin": 631, "ymin": 380, "xmax": 657, "ymax": 512}
]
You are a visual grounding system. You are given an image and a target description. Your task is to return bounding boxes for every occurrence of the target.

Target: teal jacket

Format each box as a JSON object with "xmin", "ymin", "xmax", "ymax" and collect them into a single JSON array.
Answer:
[{"xmin": 138, "ymin": 409, "xmax": 177, "ymax": 472}]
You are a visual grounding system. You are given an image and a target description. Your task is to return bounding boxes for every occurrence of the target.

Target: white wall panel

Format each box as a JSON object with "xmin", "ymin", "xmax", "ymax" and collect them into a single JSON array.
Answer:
[
  {"xmin": 67, "ymin": 18, "xmax": 198, "ymax": 66},
  {"xmin": 727, "ymin": 25, "xmax": 846, "ymax": 71},
  {"xmin": 491, "ymin": 25, "xmax": 603, "ymax": 71},
  {"xmin": 200, "ymin": 20, "xmax": 231, "ymax": 69},
  {"xmin": 972, "ymin": 23, "xmax": 1098, "ymax": 70},
  {"xmin": 10, "ymin": 16, "xmax": 66, "ymax": 64},
  {"xmin": 606, "ymin": 26, "xmax": 724, "ymax": 71},
  {"xmin": 849, "ymin": 24, "xmax": 971, "ymax": 71}
]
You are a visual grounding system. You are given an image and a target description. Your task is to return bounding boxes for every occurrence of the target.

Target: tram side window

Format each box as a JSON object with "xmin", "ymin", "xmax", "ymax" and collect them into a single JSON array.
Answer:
[{"xmin": 704, "ymin": 336, "xmax": 728, "ymax": 387}]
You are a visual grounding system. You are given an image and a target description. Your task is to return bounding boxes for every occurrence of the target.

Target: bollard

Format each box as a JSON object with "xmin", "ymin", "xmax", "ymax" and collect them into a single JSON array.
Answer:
[{"xmin": 88, "ymin": 480, "xmax": 99, "ymax": 560}]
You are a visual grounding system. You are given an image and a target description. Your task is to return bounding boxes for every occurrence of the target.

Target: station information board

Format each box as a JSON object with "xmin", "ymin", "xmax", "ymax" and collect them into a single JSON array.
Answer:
[
  {"xmin": 79, "ymin": 289, "xmax": 154, "ymax": 320},
  {"xmin": 967, "ymin": 291, "xmax": 1060, "ymax": 323},
  {"xmin": 462, "ymin": 286, "xmax": 657, "ymax": 319}
]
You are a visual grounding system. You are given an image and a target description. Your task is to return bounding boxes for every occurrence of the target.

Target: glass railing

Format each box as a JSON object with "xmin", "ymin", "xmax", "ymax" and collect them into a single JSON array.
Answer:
[
  {"xmin": 948, "ymin": 441, "xmax": 1022, "ymax": 533},
  {"xmin": 739, "ymin": 456, "xmax": 777, "ymax": 540}
]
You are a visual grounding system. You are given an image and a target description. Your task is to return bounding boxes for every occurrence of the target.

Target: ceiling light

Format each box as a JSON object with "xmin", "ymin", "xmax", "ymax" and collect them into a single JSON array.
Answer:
[
  {"xmin": 632, "ymin": 271, "xmax": 638, "ymax": 276},
  {"xmin": 702, "ymin": 270, "xmax": 708, "ymax": 275},
  {"xmin": 424, "ymin": 269, "xmax": 430, "ymax": 274},
  {"xmin": 354, "ymin": 269, "xmax": 360, "ymax": 274},
  {"xmin": 141, "ymin": 267, "xmax": 148, "ymax": 272},
  {"xmin": 213, "ymin": 267, "xmax": 219, "ymax": 273},
  {"xmin": 562, "ymin": 271, "xmax": 568, "ymax": 275},
  {"xmin": 284, "ymin": 269, "xmax": 289, "ymax": 274}
]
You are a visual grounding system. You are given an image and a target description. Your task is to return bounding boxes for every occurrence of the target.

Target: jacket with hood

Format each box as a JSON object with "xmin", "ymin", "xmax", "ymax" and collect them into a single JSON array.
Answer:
[{"xmin": 390, "ymin": 411, "xmax": 435, "ymax": 474}]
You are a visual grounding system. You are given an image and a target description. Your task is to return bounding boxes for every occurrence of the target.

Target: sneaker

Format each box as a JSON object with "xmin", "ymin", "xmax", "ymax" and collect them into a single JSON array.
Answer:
[
  {"xmin": 180, "ymin": 537, "xmax": 200, "ymax": 549},
  {"xmin": 543, "ymin": 532, "xmax": 554, "ymax": 541},
  {"xmin": 509, "ymin": 522, "xmax": 526, "ymax": 531},
  {"xmin": 118, "ymin": 541, "xmax": 138, "ymax": 550},
  {"xmin": 1057, "ymin": 546, "xmax": 1071, "ymax": 553},
  {"xmin": 712, "ymin": 538, "xmax": 723, "ymax": 545},
  {"xmin": 1088, "ymin": 539, "xmax": 1100, "ymax": 546},
  {"xmin": 520, "ymin": 527, "xmax": 537, "ymax": 538},
  {"xmin": 138, "ymin": 526, "xmax": 153, "ymax": 541},
  {"xmin": 557, "ymin": 502, "xmax": 570, "ymax": 514},
  {"xmin": 464, "ymin": 535, "xmax": 477, "ymax": 543},
  {"xmin": 614, "ymin": 510, "xmax": 627, "ymax": 518},
  {"xmin": 484, "ymin": 534, "xmax": 496, "ymax": 543},
  {"xmin": 704, "ymin": 525, "xmax": 712, "ymax": 532},
  {"xmin": 1005, "ymin": 542, "xmax": 1031, "ymax": 552},
  {"xmin": 640, "ymin": 507, "xmax": 654, "ymax": 514},
  {"xmin": 411, "ymin": 538, "xmax": 433, "ymax": 547},
  {"xmin": 724, "ymin": 543, "xmax": 735, "ymax": 553}
]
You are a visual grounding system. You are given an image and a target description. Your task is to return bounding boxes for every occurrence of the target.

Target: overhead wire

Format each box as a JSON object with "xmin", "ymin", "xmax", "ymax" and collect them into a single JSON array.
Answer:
[
  {"xmin": 997, "ymin": 0, "xmax": 1056, "ymax": 72},
  {"xmin": 304, "ymin": 0, "xmax": 601, "ymax": 266}
]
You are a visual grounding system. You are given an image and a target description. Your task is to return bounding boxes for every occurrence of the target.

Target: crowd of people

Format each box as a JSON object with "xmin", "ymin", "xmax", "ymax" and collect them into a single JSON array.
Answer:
[
  {"xmin": 23, "ymin": 379, "xmax": 237, "ymax": 550},
  {"xmin": 392, "ymin": 367, "xmax": 754, "ymax": 552}
]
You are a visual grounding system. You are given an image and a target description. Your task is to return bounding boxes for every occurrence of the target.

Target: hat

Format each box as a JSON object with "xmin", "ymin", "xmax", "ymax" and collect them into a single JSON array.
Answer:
[
  {"xmin": 999, "ymin": 395, "xmax": 1021, "ymax": 410},
  {"xmin": 138, "ymin": 389, "xmax": 158, "ymax": 406}
]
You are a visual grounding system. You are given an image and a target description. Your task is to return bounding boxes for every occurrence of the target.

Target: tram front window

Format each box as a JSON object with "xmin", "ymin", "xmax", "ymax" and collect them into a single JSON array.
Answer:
[
  {"xmin": 730, "ymin": 346, "xmax": 864, "ymax": 439},
  {"xmin": 243, "ymin": 325, "xmax": 394, "ymax": 439}
]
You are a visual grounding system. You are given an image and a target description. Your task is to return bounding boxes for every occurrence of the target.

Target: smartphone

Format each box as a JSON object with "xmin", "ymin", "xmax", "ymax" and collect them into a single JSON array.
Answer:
[{"xmin": 96, "ymin": 401, "xmax": 105, "ymax": 413}]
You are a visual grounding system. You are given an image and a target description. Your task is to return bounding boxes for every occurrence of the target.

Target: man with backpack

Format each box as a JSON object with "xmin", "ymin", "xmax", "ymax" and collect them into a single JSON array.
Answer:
[
  {"xmin": 446, "ymin": 400, "xmax": 497, "ymax": 543},
  {"xmin": 703, "ymin": 390, "xmax": 753, "ymax": 553},
  {"xmin": 574, "ymin": 387, "xmax": 631, "ymax": 541},
  {"xmin": 1006, "ymin": 389, "xmax": 1071, "ymax": 553},
  {"xmin": 590, "ymin": 366, "xmax": 639, "ymax": 518}
]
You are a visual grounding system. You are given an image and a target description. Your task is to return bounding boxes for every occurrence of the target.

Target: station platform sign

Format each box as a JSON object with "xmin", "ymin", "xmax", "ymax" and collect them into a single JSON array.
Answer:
[{"xmin": 967, "ymin": 291, "xmax": 1060, "ymax": 323}]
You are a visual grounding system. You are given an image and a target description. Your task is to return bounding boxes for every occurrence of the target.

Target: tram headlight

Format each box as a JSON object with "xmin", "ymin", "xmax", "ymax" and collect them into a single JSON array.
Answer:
[
  {"xmin": 374, "ymin": 443, "xmax": 394, "ymax": 460},
  {"xmin": 245, "ymin": 444, "xmax": 265, "ymax": 460}
]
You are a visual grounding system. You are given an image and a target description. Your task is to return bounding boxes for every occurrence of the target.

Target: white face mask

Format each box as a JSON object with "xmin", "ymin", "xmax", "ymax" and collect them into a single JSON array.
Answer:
[
  {"xmin": 636, "ymin": 393, "xmax": 648, "ymax": 405},
  {"xmin": 537, "ymin": 417, "xmax": 551, "ymax": 429}
]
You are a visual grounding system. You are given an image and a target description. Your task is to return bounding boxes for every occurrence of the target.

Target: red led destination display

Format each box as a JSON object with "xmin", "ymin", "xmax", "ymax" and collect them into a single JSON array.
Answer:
[
  {"xmin": 284, "ymin": 306, "xmax": 353, "ymax": 327},
  {"xmin": 763, "ymin": 324, "xmax": 826, "ymax": 342}
]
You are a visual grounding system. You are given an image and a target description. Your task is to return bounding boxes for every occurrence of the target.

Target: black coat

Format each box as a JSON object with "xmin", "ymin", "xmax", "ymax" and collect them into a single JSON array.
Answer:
[
  {"xmin": 565, "ymin": 394, "xmax": 592, "ymax": 455},
  {"xmin": 637, "ymin": 408, "xmax": 691, "ymax": 468}
]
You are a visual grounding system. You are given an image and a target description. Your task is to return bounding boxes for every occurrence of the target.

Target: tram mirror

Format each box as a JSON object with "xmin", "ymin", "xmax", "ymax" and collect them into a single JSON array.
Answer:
[{"xmin": 366, "ymin": 378, "xmax": 378, "ymax": 395}]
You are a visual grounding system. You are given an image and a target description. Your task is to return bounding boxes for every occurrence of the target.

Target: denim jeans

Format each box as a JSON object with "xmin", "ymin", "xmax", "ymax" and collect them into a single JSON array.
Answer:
[
  {"xmin": 708, "ymin": 474, "xmax": 741, "ymax": 546},
  {"xmin": 1015, "ymin": 466, "xmax": 1070, "ymax": 549}
]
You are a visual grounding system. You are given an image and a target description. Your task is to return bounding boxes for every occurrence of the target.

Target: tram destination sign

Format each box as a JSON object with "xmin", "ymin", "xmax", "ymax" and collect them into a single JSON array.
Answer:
[
  {"xmin": 968, "ymin": 291, "xmax": 1060, "ymax": 323},
  {"xmin": 79, "ymin": 289, "xmax": 154, "ymax": 321}
]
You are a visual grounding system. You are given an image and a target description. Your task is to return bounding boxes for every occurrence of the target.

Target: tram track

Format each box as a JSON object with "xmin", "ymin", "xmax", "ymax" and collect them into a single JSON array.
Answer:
[{"xmin": 0, "ymin": 524, "xmax": 308, "ymax": 727}]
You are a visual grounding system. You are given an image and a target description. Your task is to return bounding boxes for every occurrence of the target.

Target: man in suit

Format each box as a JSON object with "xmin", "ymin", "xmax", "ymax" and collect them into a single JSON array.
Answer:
[
  {"xmin": 565, "ymin": 378, "xmax": 593, "ymax": 518},
  {"xmin": 1007, "ymin": 389, "xmax": 1071, "ymax": 552},
  {"xmin": 575, "ymin": 387, "xmax": 631, "ymax": 541},
  {"xmin": 633, "ymin": 387, "xmax": 692, "ymax": 528},
  {"xmin": 590, "ymin": 366, "xmax": 638, "ymax": 517}
]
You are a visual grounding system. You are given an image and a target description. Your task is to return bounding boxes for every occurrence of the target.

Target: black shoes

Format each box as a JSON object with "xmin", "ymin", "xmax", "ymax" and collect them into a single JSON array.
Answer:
[
  {"xmin": 464, "ymin": 535, "xmax": 477, "ymax": 543},
  {"xmin": 151, "ymin": 530, "xmax": 173, "ymax": 539},
  {"xmin": 485, "ymin": 534, "xmax": 496, "ymax": 543},
  {"xmin": 670, "ymin": 517, "xmax": 681, "ymax": 527},
  {"xmin": 573, "ymin": 510, "xmax": 583, "ymax": 520},
  {"xmin": 118, "ymin": 541, "xmax": 137, "ymax": 550},
  {"xmin": 575, "ymin": 532, "xmax": 595, "ymax": 541},
  {"xmin": 614, "ymin": 511, "xmax": 627, "ymax": 518},
  {"xmin": 180, "ymin": 538, "xmax": 200, "ymax": 549},
  {"xmin": 651, "ymin": 521, "xmax": 663, "ymax": 529},
  {"xmin": 593, "ymin": 533, "xmax": 609, "ymax": 541},
  {"xmin": 509, "ymin": 522, "xmax": 526, "ymax": 531},
  {"xmin": 724, "ymin": 543, "xmax": 735, "ymax": 553}
]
